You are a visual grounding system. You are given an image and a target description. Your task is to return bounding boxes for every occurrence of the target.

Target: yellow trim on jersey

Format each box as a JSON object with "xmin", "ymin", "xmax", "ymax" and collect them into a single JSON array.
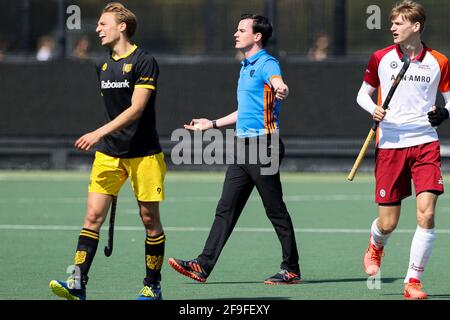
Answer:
[
  {"xmin": 112, "ymin": 44, "xmax": 138, "ymax": 61},
  {"xmin": 139, "ymin": 77, "xmax": 154, "ymax": 82},
  {"xmin": 135, "ymin": 84, "xmax": 156, "ymax": 90},
  {"xmin": 270, "ymin": 75, "xmax": 282, "ymax": 81}
]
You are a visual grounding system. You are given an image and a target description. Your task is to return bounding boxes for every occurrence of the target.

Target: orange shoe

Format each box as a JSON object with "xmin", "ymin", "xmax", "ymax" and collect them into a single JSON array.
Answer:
[
  {"xmin": 363, "ymin": 238, "xmax": 384, "ymax": 276},
  {"xmin": 404, "ymin": 278, "xmax": 427, "ymax": 300}
]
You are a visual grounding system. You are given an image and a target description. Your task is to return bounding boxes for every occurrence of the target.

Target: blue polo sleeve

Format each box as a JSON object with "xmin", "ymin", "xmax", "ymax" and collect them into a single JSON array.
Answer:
[{"xmin": 261, "ymin": 58, "xmax": 282, "ymax": 84}]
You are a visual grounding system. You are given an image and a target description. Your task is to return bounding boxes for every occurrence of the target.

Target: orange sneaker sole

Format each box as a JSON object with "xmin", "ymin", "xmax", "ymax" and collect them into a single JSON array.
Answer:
[
  {"xmin": 264, "ymin": 279, "xmax": 301, "ymax": 285},
  {"xmin": 403, "ymin": 292, "xmax": 427, "ymax": 300},
  {"xmin": 168, "ymin": 258, "xmax": 206, "ymax": 283}
]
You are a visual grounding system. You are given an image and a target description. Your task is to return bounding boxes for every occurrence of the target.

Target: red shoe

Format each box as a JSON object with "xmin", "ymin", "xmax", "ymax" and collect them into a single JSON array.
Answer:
[
  {"xmin": 363, "ymin": 237, "xmax": 384, "ymax": 276},
  {"xmin": 404, "ymin": 278, "xmax": 427, "ymax": 300}
]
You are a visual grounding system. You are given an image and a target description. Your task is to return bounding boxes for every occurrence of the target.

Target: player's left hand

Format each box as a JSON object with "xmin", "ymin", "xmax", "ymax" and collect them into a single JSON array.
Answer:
[
  {"xmin": 428, "ymin": 105, "xmax": 449, "ymax": 127},
  {"xmin": 274, "ymin": 84, "xmax": 289, "ymax": 100},
  {"xmin": 75, "ymin": 131, "xmax": 102, "ymax": 151}
]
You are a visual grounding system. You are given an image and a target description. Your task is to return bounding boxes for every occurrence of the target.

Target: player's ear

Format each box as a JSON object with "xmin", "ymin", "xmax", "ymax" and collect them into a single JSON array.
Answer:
[
  {"xmin": 254, "ymin": 32, "xmax": 262, "ymax": 43},
  {"xmin": 118, "ymin": 22, "xmax": 127, "ymax": 33}
]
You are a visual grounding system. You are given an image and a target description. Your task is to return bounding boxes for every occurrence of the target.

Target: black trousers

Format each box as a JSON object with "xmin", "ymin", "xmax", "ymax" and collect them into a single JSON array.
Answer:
[{"xmin": 197, "ymin": 137, "xmax": 300, "ymax": 275}]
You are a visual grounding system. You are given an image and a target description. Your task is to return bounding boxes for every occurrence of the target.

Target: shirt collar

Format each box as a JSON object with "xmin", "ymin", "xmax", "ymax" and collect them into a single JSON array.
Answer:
[
  {"xmin": 241, "ymin": 49, "xmax": 267, "ymax": 67},
  {"xmin": 111, "ymin": 44, "xmax": 138, "ymax": 61},
  {"xmin": 395, "ymin": 42, "xmax": 427, "ymax": 62}
]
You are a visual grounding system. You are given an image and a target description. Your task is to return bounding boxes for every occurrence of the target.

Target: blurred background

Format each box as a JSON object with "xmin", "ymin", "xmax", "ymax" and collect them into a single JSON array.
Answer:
[{"xmin": 0, "ymin": 0, "xmax": 449, "ymax": 171}]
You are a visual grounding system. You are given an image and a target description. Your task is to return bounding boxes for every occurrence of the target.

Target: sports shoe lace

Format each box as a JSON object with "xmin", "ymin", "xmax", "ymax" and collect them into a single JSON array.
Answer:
[
  {"xmin": 407, "ymin": 282, "xmax": 422, "ymax": 291},
  {"xmin": 369, "ymin": 246, "xmax": 383, "ymax": 262},
  {"xmin": 139, "ymin": 286, "xmax": 155, "ymax": 297},
  {"xmin": 278, "ymin": 269, "xmax": 295, "ymax": 280},
  {"xmin": 188, "ymin": 260, "xmax": 203, "ymax": 273}
]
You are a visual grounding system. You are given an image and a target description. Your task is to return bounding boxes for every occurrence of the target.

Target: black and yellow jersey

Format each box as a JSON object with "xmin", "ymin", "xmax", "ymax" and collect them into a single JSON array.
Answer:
[{"xmin": 95, "ymin": 45, "xmax": 161, "ymax": 158}]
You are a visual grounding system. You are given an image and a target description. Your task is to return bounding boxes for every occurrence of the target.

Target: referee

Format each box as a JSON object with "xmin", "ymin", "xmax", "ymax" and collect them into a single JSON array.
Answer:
[
  {"xmin": 168, "ymin": 14, "xmax": 301, "ymax": 285},
  {"xmin": 49, "ymin": 2, "xmax": 166, "ymax": 300}
]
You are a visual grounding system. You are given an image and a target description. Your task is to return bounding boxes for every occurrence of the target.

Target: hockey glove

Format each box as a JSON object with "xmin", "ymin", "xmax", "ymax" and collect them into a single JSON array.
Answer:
[{"xmin": 428, "ymin": 106, "xmax": 449, "ymax": 127}]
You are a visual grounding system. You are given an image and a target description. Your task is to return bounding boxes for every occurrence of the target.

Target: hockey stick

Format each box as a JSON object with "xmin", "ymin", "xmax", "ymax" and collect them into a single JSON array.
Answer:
[
  {"xmin": 347, "ymin": 54, "xmax": 411, "ymax": 181},
  {"xmin": 104, "ymin": 196, "xmax": 117, "ymax": 257}
]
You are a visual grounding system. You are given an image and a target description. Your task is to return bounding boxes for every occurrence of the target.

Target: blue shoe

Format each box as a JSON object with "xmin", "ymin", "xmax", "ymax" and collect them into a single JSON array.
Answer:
[
  {"xmin": 49, "ymin": 278, "xmax": 86, "ymax": 300},
  {"xmin": 137, "ymin": 283, "xmax": 162, "ymax": 300}
]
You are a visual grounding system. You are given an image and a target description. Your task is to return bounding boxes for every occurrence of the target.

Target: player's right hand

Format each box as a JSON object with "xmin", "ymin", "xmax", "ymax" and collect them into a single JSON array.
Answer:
[{"xmin": 75, "ymin": 131, "xmax": 102, "ymax": 151}]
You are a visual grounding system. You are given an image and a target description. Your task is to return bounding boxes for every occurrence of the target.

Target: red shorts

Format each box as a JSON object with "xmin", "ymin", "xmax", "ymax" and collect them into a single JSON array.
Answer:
[{"xmin": 375, "ymin": 141, "xmax": 444, "ymax": 204}]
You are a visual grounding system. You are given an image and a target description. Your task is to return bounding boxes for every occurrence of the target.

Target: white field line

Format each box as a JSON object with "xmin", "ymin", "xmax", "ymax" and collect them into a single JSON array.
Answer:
[
  {"xmin": 1, "ymin": 224, "xmax": 450, "ymax": 234},
  {"xmin": 0, "ymin": 194, "xmax": 391, "ymax": 204},
  {"xmin": 4, "ymin": 194, "xmax": 450, "ymax": 204}
]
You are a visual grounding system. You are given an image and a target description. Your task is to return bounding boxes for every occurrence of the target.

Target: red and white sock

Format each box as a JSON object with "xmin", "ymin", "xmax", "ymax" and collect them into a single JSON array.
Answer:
[
  {"xmin": 370, "ymin": 218, "xmax": 390, "ymax": 249},
  {"xmin": 404, "ymin": 225, "xmax": 435, "ymax": 283}
]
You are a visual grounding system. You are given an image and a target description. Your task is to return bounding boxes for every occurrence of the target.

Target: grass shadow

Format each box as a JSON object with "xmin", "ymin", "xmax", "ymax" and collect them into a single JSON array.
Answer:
[{"xmin": 183, "ymin": 277, "xmax": 403, "ymax": 285}]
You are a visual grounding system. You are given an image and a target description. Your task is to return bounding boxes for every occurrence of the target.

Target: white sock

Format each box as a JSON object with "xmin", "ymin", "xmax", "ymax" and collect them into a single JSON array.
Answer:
[
  {"xmin": 370, "ymin": 218, "xmax": 391, "ymax": 248},
  {"xmin": 404, "ymin": 225, "xmax": 435, "ymax": 283}
]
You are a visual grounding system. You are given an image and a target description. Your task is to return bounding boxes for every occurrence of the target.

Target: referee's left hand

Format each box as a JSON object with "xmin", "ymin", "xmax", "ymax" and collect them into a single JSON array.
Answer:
[
  {"xmin": 274, "ymin": 84, "xmax": 289, "ymax": 100},
  {"xmin": 75, "ymin": 131, "xmax": 102, "ymax": 151},
  {"xmin": 270, "ymin": 76, "xmax": 289, "ymax": 100}
]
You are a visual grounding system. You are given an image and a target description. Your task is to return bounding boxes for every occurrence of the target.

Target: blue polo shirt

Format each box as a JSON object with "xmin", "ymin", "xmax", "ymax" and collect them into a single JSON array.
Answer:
[{"xmin": 236, "ymin": 49, "xmax": 282, "ymax": 138}]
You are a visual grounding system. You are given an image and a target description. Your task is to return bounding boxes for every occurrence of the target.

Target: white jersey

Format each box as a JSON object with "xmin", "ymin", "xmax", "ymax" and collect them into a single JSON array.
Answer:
[{"xmin": 364, "ymin": 44, "xmax": 450, "ymax": 148}]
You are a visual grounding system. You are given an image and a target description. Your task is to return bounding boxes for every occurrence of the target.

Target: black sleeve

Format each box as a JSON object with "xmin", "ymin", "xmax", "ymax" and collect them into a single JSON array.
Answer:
[
  {"xmin": 134, "ymin": 53, "xmax": 159, "ymax": 90},
  {"xmin": 93, "ymin": 55, "xmax": 108, "ymax": 80}
]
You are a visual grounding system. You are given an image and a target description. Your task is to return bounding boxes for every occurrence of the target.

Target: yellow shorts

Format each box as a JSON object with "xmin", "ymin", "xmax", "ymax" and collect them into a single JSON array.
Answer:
[{"xmin": 88, "ymin": 151, "xmax": 166, "ymax": 202}]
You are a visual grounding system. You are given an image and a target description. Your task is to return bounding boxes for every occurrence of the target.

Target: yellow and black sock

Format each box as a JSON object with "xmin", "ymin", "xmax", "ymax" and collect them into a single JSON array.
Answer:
[
  {"xmin": 144, "ymin": 233, "xmax": 165, "ymax": 285},
  {"xmin": 74, "ymin": 228, "xmax": 99, "ymax": 287}
]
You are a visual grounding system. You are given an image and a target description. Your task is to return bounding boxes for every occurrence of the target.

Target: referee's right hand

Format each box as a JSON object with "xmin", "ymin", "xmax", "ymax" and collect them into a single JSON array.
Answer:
[{"xmin": 184, "ymin": 118, "xmax": 212, "ymax": 131}]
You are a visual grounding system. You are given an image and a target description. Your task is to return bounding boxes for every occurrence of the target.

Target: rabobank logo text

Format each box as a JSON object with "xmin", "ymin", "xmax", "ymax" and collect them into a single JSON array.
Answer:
[{"xmin": 101, "ymin": 80, "xmax": 130, "ymax": 89}]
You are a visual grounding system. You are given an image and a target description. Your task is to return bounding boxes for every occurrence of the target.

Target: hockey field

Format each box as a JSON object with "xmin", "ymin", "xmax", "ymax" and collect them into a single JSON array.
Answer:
[{"xmin": 1, "ymin": 171, "xmax": 450, "ymax": 300}]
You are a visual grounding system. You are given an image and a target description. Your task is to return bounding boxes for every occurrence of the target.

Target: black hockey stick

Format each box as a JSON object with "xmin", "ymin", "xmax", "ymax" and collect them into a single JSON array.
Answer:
[
  {"xmin": 104, "ymin": 196, "xmax": 117, "ymax": 257},
  {"xmin": 348, "ymin": 53, "xmax": 411, "ymax": 181}
]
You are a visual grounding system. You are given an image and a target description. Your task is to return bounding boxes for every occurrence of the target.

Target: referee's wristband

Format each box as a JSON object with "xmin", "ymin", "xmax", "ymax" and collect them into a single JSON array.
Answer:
[{"xmin": 212, "ymin": 120, "xmax": 218, "ymax": 129}]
